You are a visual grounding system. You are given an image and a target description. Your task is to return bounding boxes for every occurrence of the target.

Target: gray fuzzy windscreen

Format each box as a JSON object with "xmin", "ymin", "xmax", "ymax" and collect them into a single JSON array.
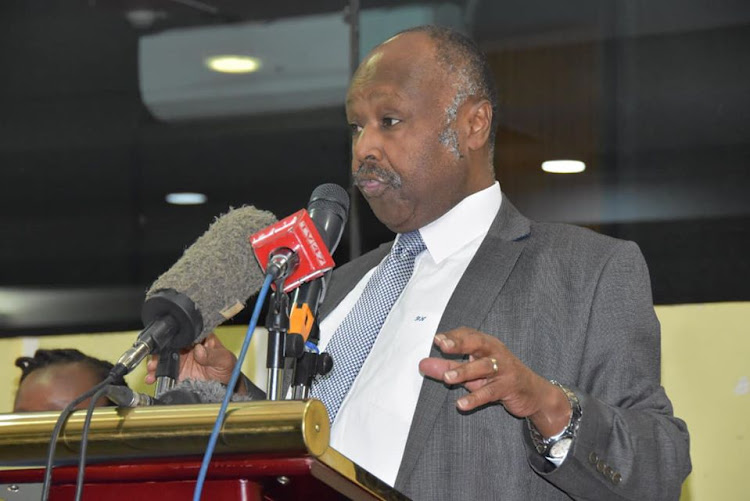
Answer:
[
  {"xmin": 171, "ymin": 379, "xmax": 255, "ymax": 403},
  {"xmin": 147, "ymin": 206, "xmax": 277, "ymax": 341}
]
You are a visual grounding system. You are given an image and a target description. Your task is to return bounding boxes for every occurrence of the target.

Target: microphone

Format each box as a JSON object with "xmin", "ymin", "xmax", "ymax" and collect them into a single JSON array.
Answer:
[
  {"xmin": 250, "ymin": 204, "xmax": 337, "ymax": 293},
  {"xmin": 288, "ymin": 184, "xmax": 348, "ymax": 398},
  {"xmin": 249, "ymin": 183, "xmax": 349, "ymax": 400},
  {"xmin": 112, "ymin": 206, "xmax": 277, "ymax": 377},
  {"xmin": 289, "ymin": 184, "xmax": 350, "ymax": 342},
  {"xmin": 307, "ymin": 183, "xmax": 350, "ymax": 255}
]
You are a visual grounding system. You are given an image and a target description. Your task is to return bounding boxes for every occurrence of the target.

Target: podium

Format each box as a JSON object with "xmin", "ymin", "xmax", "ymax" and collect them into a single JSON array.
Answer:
[{"xmin": 0, "ymin": 400, "xmax": 409, "ymax": 500}]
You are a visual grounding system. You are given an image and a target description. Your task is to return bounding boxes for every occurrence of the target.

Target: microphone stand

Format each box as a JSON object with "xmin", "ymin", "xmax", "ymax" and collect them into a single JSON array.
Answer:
[
  {"xmin": 265, "ymin": 278, "xmax": 308, "ymax": 401},
  {"xmin": 265, "ymin": 277, "xmax": 289, "ymax": 401},
  {"xmin": 154, "ymin": 349, "xmax": 180, "ymax": 398},
  {"xmin": 262, "ymin": 248, "xmax": 300, "ymax": 400},
  {"xmin": 291, "ymin": 323, "xmax": 333, "ymax": 399}
]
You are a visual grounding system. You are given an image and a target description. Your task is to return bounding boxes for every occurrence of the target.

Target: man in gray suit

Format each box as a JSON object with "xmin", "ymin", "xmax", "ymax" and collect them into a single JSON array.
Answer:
[{"xmin": 150, "ymin": 25, "xmax": 691, "ymax": 500}]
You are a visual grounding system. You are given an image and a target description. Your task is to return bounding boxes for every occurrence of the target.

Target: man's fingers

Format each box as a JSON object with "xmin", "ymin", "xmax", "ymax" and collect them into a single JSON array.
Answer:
[
  {"xmin": 421, "ymin": 356, "xmax": 502, "ymax": 411},
  {"xmin": 420, "ymin": 356, "xmax": 498, "ymax": 385},
  {"xmin": 434, "ymin": 328, "xmax": 497, "ymax": 357},
  {"xmin": 192, "ymin": 342, "xmax": 209, "ymax": 365},
  {"xmin": 145, "ymin": 355, "xmax": 158, "ymax": 385},
  {"xmin": 427, "ymin": 328, "xmax": 543, "ymax": 416},
  {"xmin": 442, "ymin": 356, "xmax": 499, "ymax": 385},
  {"xmin": 419, "ymin": 357, "xmax": 463, "ymax": 380},
  {"xmin": 203, "ymin": 333, "xmax": 219, "ymax": 348},
  {"xmin": 456, "ymin": 382, "xmax": 501, "ymax": 411}
]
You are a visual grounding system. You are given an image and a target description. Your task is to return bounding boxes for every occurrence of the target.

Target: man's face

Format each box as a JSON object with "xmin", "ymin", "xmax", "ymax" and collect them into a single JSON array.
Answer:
[
  {"xmin": 346, "ymin": 33, "xmax": 471, "ymax": 233},
  {"xmin": 13, "ymin": 362, "xmax": 107, "ymax": 412}
]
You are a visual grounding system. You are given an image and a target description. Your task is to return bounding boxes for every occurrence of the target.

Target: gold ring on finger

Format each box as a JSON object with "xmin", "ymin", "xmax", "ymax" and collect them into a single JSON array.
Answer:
[{"xmin": 489, "ymin": 357, "xmax": 499, "ymax": 374}]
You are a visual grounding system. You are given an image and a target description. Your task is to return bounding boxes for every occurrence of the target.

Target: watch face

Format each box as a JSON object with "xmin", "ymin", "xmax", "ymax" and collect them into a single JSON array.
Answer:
[{"xmin": 549, "ymin": 437, "xmax": 573, "ymax": 458}]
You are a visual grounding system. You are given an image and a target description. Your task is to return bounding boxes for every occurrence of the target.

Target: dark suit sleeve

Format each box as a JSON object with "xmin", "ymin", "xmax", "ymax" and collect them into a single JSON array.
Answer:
[
  {"xmin": 237, "ymin": 372, "xmax": 267, "ymax": 400},
  {"xmin": 525, "ymin": 241, "xmax": 691, "ymax": 500}
]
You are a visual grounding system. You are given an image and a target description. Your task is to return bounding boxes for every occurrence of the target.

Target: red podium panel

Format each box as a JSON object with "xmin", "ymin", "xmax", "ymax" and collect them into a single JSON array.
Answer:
[{"xmin": 0, "ymin": 453, "xmax": 398, "ymax": 500}]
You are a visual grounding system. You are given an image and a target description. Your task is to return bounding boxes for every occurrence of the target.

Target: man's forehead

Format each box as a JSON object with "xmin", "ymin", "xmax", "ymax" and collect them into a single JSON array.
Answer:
[
  {"xmin": 346, "ymin": 36, "xmax": 445, "ymax": 106},
  {"xmin": 362, "ymin": 32, "xmax": 439, "ymax": 74},
  {"xmin": 346, "ymin": 87, "xmax": 402, "ymax": 105}
]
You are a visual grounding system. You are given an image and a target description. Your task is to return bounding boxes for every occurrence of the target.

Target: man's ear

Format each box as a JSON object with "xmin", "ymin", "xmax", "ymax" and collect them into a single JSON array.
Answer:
[{"xmin": 464, "ymin": 99, "xmax": 493, "ymax": 152}]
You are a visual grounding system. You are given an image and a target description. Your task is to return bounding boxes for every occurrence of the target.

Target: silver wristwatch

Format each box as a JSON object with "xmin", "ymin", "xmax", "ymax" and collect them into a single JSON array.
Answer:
[{"xmin": 527, "ymin": 380, "xmax": 582, "ymax": 459}]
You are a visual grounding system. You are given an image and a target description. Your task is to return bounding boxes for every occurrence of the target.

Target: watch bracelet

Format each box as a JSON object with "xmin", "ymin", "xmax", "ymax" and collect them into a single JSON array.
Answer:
[{"xmin": 526, "ymin": 380, "xmax": 582, "ymax": 455}]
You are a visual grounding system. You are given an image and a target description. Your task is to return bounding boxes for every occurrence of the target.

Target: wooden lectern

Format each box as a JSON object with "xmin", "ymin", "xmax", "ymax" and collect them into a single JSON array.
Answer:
[{"xmin": 0, "ymin": 400, "xmax": 409, "ymax": 500}]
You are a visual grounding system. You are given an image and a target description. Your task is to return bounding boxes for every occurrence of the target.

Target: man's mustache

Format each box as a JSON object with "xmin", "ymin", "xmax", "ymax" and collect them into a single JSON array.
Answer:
[{"xmin": 353, "ymin": 163, "xmax": 402, "ymax": 189}]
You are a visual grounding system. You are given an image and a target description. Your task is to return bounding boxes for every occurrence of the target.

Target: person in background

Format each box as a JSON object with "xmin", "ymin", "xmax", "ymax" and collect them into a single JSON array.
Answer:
[{"xmin": 13, "ymin": 348, "xmax": 127, "ymax": 412}]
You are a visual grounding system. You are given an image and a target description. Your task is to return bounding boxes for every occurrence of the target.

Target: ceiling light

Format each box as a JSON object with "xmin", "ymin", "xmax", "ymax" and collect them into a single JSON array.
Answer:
[
  {"xmin": 166, "ymin": 192, "xmax": 207, "ymax": 205},
  {"xmin": 542, "ymin": 160, "xmax": 586, "ymax": 174},
  {"xmin": 125, "ymin": 9, "xmax": 166, "ymax": 30},
  {"xmin": 205, "ymin": 55, "xmax": 261, "ymax": 74}
]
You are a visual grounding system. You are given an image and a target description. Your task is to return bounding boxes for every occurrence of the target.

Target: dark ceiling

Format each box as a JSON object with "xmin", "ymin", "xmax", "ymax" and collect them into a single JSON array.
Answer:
[{"xmin": 1, "ymin": 0, "xmax": 748, "ymax": 334}]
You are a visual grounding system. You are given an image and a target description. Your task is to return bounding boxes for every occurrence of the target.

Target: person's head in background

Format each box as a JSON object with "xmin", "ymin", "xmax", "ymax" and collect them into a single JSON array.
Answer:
[{"xmin": 13, "ymin": 348, "xmax": 127, "ymax": 412}]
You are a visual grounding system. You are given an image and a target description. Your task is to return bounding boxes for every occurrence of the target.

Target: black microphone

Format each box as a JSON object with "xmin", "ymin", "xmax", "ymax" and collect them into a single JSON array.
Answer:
[
  {"xmin": 112, "ymin": 206, "xmax": 277, "ymax": 377},
  {"xmin": 308, "ymin": 183, "xmax": 350, "ymax": 255},
  {"xmin": 289, "ymin": 184, "xmax": 350, "ymax": 342}
]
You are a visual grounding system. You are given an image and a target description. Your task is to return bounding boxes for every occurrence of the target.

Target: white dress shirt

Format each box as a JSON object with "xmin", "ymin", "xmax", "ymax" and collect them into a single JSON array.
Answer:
[{"xmin": 317, "ymin": 182, "xmax": 502, "ymax": 486}]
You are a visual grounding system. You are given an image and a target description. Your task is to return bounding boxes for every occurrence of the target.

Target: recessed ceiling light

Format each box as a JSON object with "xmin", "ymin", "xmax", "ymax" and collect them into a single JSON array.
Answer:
[
  {"xmin": 166, "ymin": 192, "xmax": 207, "ymax": 205},
  {"xmin": 542, "ymin": 160, "xmax": 586, "ymax": 174},
  {"xmin": 125, "ymin": 9, "xmax": 166, "ymax": 30},
  {"xmin": 205, "ymin": 55, "xmax": 261, "ymax": 74}
]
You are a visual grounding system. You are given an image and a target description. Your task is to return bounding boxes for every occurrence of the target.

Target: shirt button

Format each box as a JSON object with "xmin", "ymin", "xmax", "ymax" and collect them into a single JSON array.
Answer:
[
  {"xmin": 596, "ymin": 460, "xmax": 606, "ymax": 473},
  {"xmin": 588, "ymin": 452, "xmax": 599, "ymax": 465},
  {"xmin": 612, "ymin": 473, "xmax": 622, "ymax": 485}
]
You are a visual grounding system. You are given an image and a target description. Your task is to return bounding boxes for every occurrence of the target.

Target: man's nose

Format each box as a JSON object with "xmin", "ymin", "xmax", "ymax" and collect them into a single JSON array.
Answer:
[{"xmin": 352, "ymin": 125, "xmax": 383, "ymax": 164}]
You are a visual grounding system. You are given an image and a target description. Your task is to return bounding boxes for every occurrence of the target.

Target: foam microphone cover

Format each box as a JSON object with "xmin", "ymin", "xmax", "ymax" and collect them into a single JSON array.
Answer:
[
  {"xmin": 147, "ymin": 206, "xmax": 277, "ymax": 343},
  {"xmin": 156, "ymin": 379, "xmax": 255, "ymax": 405}
]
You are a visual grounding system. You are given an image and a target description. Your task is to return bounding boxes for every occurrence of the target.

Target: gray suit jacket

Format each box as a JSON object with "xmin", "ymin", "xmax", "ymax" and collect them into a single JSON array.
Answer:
[{"xmin": 318, "ymin": 198, "xmax": 691, "ymax": 500}]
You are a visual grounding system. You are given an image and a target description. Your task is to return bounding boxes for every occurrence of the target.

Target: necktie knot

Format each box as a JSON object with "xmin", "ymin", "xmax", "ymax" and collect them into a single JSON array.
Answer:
[{"xmin": 393, "ymin": 230, "xmax": 426, "ymax": 259}]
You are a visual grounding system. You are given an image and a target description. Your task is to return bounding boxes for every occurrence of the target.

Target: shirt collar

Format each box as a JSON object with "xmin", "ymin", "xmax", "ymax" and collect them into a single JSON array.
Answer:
[{"xmin": 397, "ymin": 182, "xmax": 501, "ymax": 265}]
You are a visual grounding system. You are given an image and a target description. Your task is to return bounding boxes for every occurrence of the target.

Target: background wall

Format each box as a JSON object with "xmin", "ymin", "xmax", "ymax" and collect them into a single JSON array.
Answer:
[
  {"xmin": 0, "ymin": 301, "xmax": 746, "ymax": 500},
  {"xmin": 3, "ymin": 1, "xmax": 748, "ymax": 337},
  {"xmin": 0, "ymin": 325, "xmax": 269, "ymax": 406},
  {"xmin": 658, "ymin": 302, "xmax": 749, "ymax": 500}
]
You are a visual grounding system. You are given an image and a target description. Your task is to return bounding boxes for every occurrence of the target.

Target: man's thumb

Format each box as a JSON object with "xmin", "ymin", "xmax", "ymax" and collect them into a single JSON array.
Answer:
[{"xmin": 193, "ymin": 343, "xmax": 209, "ymax": 365}]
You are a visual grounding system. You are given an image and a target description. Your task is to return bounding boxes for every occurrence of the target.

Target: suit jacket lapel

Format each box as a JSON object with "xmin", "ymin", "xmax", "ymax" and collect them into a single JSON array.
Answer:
[{"xmin": 394, "ymin": 196, "xmax": 531, "ymax": 490}]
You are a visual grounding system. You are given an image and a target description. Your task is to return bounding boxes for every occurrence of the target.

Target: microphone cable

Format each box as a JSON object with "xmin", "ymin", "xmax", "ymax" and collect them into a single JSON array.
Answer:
[
  {"xmin": 40, "ymin": 374, "xmax": 117, "ymax": 501},
  {"xmin": 73, "ymin": 382, "xmax": 111, "ymax": 501},
  {"xmin": 192, "ymin": 271, "xmax": 274, "ymax": 501}
]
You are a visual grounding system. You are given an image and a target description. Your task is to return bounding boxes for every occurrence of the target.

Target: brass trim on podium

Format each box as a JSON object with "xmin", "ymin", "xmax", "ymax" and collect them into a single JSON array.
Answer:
[
  {"xmin": 0, "ymin": 400, "xmax": 330, "ymax": 465},
  {"xmin": 315, "ymin": 447, "xmax": 412, "ymax": 501}
]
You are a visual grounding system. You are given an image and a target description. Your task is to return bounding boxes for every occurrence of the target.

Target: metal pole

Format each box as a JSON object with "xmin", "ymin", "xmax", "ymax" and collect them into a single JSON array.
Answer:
[{"xmin": 346, "ymin": 0, "xmax": 362, "ymax": 260}]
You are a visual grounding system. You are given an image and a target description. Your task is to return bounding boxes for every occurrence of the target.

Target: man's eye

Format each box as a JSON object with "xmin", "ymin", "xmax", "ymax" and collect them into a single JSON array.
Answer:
[
  {"xmin": 349, "ymin": 123, "xmax": 362, "ymax": 135},
  {"xmin": 382, "ymin": 117, "xmax": 401, "ymax": 128}
]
